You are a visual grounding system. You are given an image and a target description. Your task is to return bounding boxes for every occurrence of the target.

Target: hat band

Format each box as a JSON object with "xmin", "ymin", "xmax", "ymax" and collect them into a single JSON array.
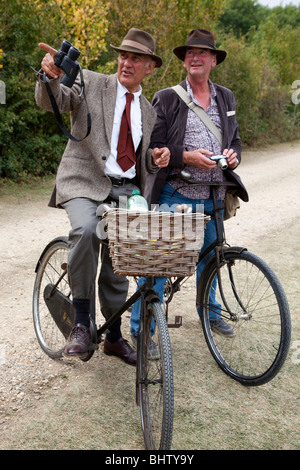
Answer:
[
  {"xmin": 120, "ymin": 39, "xmax": 154, "ymax": 55},
  {"xmin": 186, "ymin": 39, "xmax": 216, "ymax": 50}
]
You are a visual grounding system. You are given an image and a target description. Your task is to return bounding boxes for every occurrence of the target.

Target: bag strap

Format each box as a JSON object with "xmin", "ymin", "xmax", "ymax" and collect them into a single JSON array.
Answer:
[{"xmin": 172, "ymin": 84, "xmax": 222, "ymax": 146}]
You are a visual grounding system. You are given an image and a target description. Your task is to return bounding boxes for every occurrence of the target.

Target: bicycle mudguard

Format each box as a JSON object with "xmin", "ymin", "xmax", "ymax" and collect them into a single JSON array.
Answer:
[
  {"xmin": 35, "ymin": 236, "xmax": 68, "ymax": 273},
  {"xmin": 196, "ymin": 245, "xmax": 247, "ymax": 308},
  {"xmin": 44, "ymin": 283, "xmax": 74, "ymax": 339},
  {"xmin": 43, "ymin": 284, "xmax": 99, "ymax": 353}
]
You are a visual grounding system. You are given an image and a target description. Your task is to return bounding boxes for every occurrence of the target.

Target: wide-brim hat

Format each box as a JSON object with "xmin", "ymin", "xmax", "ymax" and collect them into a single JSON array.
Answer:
[
  {"xmin": 110, "ymin": 28, "xmax": 162, "ymax": 68},
  {"xmin": 173, "ymin": 29, "xmax": 227, "ymax": 65}
]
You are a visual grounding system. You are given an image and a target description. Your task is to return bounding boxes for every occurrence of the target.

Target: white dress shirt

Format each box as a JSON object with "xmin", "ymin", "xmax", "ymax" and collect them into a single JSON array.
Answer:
[{"xmin": 104, "ymin": 80, "xmax": 143, "ymax": 179}]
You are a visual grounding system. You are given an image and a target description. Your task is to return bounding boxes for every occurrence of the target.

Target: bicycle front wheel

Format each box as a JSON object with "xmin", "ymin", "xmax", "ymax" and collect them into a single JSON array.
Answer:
[
  {"xmin": 199, "ymin": 250, "xmax": 291, "ymax": 386},
  {"xmin": 137, "ymin": 300, "xmax": 174, "ymax": 450}
]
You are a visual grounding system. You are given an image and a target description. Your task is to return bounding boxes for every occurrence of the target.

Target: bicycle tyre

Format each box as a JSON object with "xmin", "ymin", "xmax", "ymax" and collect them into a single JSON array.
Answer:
[
  {"xmin": 137, "ymin": 300, "xmax": 174, "ymax": 450},
  {"xmin": 33, "ymin": 239, "xmax": 70, "ymax": 358},
  {"xmin": 199, "ymin": 250, "xmax": 291, "ymax": 386},
  {"xmin": 32, "ymin": 238, "xmax": 96, "ymax": 362}
]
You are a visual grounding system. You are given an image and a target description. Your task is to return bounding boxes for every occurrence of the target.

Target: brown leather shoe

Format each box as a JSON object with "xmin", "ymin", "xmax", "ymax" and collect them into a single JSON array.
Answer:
[
  {"xmin": 104, "ymin": 337, "xmax": 137, "ymax": 365},
  {"xmin": 63, "ymin": 323, "xmax": 91, "ymax": 356}
]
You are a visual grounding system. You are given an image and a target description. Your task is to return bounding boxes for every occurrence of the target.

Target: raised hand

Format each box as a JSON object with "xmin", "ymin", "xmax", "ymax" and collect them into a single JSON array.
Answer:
[{"xmin": 38, "ymin": 42, "xmax": 63, "ymax": 79}]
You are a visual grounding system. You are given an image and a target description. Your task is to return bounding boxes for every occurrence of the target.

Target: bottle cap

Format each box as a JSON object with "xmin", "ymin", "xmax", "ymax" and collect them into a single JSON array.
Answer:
[{"xmin": 132, "ymin": 190, "xmax": 140, "ymax": 195}]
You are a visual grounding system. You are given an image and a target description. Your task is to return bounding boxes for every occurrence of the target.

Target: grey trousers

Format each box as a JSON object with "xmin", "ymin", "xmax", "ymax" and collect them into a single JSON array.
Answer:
[{"xmin": 62, "ymin": 197, "xmax": 129, "ymax": 323}]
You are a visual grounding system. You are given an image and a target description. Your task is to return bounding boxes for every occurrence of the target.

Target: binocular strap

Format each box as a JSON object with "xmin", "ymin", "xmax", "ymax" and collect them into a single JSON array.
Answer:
[{"xmin": 44, "ymin": 67, "xmax": 91, "ymax": 142}]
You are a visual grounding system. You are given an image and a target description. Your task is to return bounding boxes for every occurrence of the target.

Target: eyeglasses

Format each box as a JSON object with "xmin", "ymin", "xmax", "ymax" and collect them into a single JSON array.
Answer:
[{"xmin": 185, "ymin": 49, "xmax": 212, "ymax": 59}]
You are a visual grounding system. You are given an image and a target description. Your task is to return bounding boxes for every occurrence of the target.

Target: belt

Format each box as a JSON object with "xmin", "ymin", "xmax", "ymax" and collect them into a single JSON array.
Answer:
[
  {"xmin": 167, "ymin": 173, "xmax": 180, "ymax": 182},
  {"xmin": 108, "ymin": 176, "xmax": 137, "ymax": 186}
]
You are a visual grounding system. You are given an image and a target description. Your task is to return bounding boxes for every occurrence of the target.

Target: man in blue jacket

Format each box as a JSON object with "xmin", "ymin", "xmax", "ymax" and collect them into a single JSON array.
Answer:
[{"xmin": 130, "ymin": 29, "xmax": 248, "ymax": 344}]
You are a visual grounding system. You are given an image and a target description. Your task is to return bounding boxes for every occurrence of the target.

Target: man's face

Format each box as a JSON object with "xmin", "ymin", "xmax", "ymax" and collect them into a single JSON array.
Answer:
[
  {"xmin": 117, "ymin": 52, "xmax": 155, "ymax": 92},
  {"xmin": 183, "ymin": 47, "xmax": 217, "ymax": 80}
]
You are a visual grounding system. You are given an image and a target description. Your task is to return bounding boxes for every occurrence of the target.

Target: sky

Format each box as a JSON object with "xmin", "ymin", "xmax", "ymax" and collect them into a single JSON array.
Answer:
[{"xmin": 257, "ymin": 0, "xmax": 300, "ymax": 7}]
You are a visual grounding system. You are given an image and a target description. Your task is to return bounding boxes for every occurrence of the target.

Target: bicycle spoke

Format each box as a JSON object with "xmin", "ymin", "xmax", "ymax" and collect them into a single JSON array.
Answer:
[
  {"xmin": 33, "ymin": 241, "xmax": 70, "ymax": 357},
  {"xmin": 200, "ymin": 251, "xmax": 291, "ymax": 386}
]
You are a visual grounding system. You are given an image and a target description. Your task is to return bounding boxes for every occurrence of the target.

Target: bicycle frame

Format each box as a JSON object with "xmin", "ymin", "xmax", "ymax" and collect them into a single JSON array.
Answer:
[{"xmin": 95, "ymin": 276, "xmax": 160, "ymax": 345}]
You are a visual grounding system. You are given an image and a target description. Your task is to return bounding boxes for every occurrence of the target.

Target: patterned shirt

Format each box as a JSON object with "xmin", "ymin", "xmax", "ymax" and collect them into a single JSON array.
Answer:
[{"xmin": 170, "ymin": 78, "xmax": 226, "ymax": 200}]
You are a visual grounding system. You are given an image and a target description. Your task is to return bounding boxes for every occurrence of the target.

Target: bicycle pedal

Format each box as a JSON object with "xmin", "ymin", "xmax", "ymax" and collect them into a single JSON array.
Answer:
[{"xmin": 167, "ymin": 315, "xmax": 183, "ymax": 328}]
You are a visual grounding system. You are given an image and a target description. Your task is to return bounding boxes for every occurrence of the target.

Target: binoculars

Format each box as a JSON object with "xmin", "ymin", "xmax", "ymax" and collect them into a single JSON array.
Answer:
[{"xmin": 54, "ymin": 40, "xmax": 81, "ymax": 87}]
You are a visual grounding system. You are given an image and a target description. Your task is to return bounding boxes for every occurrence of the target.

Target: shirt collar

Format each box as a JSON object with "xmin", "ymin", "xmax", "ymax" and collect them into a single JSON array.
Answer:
[
  {"xmin": 117, "ymin": 79, "xmax": 142, "ymax": 99},
  {"xmin": 186, "ymin": 77, "xmax": 216, "ymax": 102}
]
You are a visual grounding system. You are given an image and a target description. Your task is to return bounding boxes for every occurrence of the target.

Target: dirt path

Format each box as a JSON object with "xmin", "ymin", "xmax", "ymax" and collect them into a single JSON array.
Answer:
[{"xmin": 0, "ymin": 141, "xmax": 299, "ymax": 450}]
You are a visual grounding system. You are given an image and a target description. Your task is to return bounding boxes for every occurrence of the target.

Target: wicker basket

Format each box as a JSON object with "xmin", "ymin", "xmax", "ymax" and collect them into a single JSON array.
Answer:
[{"xmin": 103, "ymin": 208, "xmax": 209, "ymax": 277}]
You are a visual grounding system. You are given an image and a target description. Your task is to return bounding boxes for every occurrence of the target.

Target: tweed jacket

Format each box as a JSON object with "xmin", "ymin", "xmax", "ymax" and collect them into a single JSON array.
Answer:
[
  {"xmin": 35, "ymin": 72, "xmax": 157, "ymax": 207},
  {"xmin": 144, "ymin": 79, "xmax": 248, "ymax": 205}
]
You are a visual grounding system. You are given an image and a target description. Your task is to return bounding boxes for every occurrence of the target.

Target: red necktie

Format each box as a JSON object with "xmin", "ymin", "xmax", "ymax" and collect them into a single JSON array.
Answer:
[{"xmin": 117, "ymin": 92, "xmax": 135, "ymax": 172}]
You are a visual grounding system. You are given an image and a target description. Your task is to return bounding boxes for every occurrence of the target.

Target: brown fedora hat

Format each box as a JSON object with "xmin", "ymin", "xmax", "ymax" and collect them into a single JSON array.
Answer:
[
  {"xmin": 110, "ymin": 28, "xmax": 162, "ymax": 68},
  {"xmin": 173, "ymin": 29, "xmax": 227, "ymax": 65}
]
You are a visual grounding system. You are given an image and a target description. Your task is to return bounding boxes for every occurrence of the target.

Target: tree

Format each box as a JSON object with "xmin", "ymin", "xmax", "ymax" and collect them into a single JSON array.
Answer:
[
  {"xmin": 249, "ymin": 13, "xmax": 300, "ymax": 85},
  {"xmin": 0, "ymin": 0, "xmax": 110, "ymax": 180},
  {"xmin": 52, "ymin": 0, "xmax": 110, "ymax": 68},
  {"xmin": 0, "ymin": 0, "xmax": 298, "ymax": 181},
  {"xmin": 217, "ymin": 0, "xmax": 268, "ymax": 37},
  {"xmin": 0, "ymin": 0, "xmax": 66, "ymax": 180}
]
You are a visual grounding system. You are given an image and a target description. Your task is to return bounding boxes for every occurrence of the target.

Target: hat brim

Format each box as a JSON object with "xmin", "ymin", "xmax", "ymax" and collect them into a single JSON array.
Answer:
[
  {"xmin": 173, "ymin": 45, "xmax": 227, "ymax": 65},
  {"xmin": 110, "ymin": 44, "xmax": 162, "ymax": 68}
]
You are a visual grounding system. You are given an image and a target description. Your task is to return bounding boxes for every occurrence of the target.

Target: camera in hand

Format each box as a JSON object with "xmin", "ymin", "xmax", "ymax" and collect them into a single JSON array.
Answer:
[
  {"xmin": 54, "ymin": 40, "xmax": 81, "ymax": 88},
  {"xmin": 210, "ymin": 155, "xmax": 228, "ymax": 170}
]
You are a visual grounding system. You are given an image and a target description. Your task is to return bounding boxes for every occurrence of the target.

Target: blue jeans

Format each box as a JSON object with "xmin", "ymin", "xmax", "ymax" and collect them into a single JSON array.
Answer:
[{"xmin": 130, "ymin": 183, "xmax": 222, "ymax": 337}]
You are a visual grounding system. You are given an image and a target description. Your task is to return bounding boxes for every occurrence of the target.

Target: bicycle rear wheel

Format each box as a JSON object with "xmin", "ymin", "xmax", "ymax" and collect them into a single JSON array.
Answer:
[
  {"xmin": 199, "ymin": 250, "xmax": 291, "ymax": 386},
  {"xmin": 137, "ymin": 300, "xmax": 174, "ymax": 450},
  {"xmin": 33, "ymin": 238, "xmax": 71, "ymax": 358}
]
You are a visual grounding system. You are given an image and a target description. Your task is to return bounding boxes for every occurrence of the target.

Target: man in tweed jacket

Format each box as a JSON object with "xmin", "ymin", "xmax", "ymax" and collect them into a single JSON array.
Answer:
[{"xmin": 35, "ymin": 29, "xmax": 170, "ymax": 364}]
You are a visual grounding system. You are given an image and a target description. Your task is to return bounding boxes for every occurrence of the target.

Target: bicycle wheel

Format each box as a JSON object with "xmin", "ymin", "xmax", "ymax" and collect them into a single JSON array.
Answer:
[
  {"xmin": 33, "ymin": 238, "xmax": 71, "ymax": 358},
  {"xmin": 137, "ymin": 300, "xmax": 174, "ymax": 450},
  {"xmin": 199, "ymin": 250, "xmax": 291, "ymax": 386}
]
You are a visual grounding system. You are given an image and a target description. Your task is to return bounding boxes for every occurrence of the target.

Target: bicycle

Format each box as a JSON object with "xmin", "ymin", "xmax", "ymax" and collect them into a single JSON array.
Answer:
[
  {"xmin": 32, "ymin": 204, "xmax": 207, "ymax": 450},
  {"xmin": 162, "ymin": 172, "xmax": 291, "ymax": 387},
  {"xmin": 32, "ymin": 176, "xmax": 291, "ymax": 448}
]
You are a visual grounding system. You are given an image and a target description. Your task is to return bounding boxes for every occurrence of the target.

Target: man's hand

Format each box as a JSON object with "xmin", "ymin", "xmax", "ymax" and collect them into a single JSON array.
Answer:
[
  {"xmin": 183, "ymin": 148, "xmax": 217, "ymax": 169},
  {"xmin": 223, "ymin": 148, "xmax": 239, "ymax": 169},
  {"xmin": 152, "ymin": 147, "xmax": 170, "ymax": 168},
  {"xmin": 39, "ymin": 43, "xmax": 63, "ymax": 79}
]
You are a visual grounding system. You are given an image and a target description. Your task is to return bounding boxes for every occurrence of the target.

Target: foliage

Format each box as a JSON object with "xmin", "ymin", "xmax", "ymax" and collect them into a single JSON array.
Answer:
[
  {"xmin": 249, "ymin": 14, "xmax": 300, "ymax": 85},
  {"xmin": 211, "ymin": 33, "xmax": 297, "ymax": 146},
  {"xmin": 0, "ymin": 0, "xmax": 66, "ymax": 181},
  {"xmin": 0, "ymin": 0, "xmax": 299, "ymax": 182},
  {"xmin": 217, "ymin": 0, "xmax": 268, "ymax": 38},
  {"xmin": 52, "ymin": 0, "xmax": 110, "ymax": 68}
]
